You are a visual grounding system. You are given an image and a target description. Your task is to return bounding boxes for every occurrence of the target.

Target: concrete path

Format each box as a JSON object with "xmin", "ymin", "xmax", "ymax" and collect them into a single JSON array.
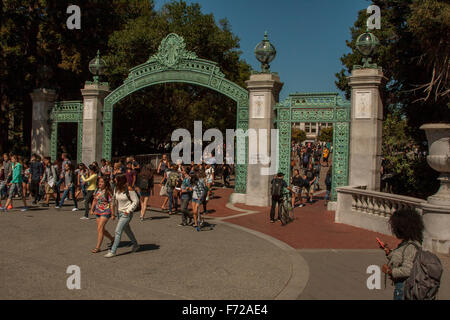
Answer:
[{"xmin": 0, "ymin": 205, "xmax": 306, "ymax": 300}]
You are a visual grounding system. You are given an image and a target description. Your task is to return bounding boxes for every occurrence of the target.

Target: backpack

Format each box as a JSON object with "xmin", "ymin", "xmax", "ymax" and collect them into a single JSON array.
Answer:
[
  {"xmin": 271, "ymin": 179, "xmax": 284, "ymax": 197},
  {"xmin": 136, "ymin": 175, "xmax": 149, "ymax": 191},
  {"xmin": 125, "ymin": 189, "xmax": 141, "ymax": 212},
  {"xmin": 167, "ymin": 172, "xmax": 178, "ymax": 188},
  {"xmin": 402, "ymin": 242, "xmax": 443, "ymax": 300}
]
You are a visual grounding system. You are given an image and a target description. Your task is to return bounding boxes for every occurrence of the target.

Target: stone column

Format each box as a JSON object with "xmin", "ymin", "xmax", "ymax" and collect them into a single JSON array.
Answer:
[
  {"xmin": 81, "ymin": 83, "xmax": 110, "ymax": 165},
  {"xmin": 30, "ymin": 88, "xmax": 57, "ymax": 157},
  {"xmin": 348, "ymin": 68, "xmax": 385, "ymax": 190},
  {"xmin": 244, "ymin": 73, "xmax": 283, "ymax": 207}
]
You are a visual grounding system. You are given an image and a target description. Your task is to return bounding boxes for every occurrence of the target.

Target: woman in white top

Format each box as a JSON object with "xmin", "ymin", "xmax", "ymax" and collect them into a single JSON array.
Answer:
[{"xmin": 104, "ymin": 174, "xmax": 139, "ymax": 258}]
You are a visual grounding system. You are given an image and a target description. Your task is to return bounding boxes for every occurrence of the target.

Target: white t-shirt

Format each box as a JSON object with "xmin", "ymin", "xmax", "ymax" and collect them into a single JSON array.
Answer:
[{"xmin": 205, "ymin": 167, "xmax": 214, "ymax": 181}]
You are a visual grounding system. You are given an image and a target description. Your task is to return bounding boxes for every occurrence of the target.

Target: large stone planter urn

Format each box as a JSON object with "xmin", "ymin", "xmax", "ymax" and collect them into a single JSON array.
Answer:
[{"xmin": 420, "ymin": 123, "xmax": 450, "ymax": 254}]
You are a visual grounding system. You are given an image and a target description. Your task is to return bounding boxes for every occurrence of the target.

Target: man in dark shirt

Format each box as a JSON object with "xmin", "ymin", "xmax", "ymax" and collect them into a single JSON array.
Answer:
[
  {"xmin": 30, "ymin": 154, "xmax": 43, "ymax": 204},
  {"xmin": 305, "ymin": 163, "xmax": 316, "ymax": 203},
  {"xmin": 270, "ymin": 172, "xmax": 288, "ymax": 223}
]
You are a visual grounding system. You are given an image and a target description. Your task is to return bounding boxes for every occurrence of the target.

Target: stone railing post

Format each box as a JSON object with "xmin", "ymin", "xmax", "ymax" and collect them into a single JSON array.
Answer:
[
  {"xmin": 244, "ymin": 74, "xmax": 283, "ymax": 207},
  {"xmin": 348, "ymin": 68, "xmax": 386, "ymax": 190}
]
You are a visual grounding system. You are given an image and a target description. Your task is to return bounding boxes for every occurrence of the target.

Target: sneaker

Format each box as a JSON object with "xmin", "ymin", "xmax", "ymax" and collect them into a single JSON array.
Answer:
[
  {"xmin": 297, "ymin": 204, "xmax": 305, "ymax": 208},
  {"xmin": 55, "ymin": 206, "xmax": 61, "ymax": 209},
  {"xmin": 178, "ymin": 223, "xmax": 187, "ymax": 227},
  {"xmin": 80, "ymin": 216, "xmax": 89, "ymax": 220},
  {"xmin": 0, "ymin": 207, "xmax": 6, "ymax": 212},
  {"xmin": 104, "ymin": 252, "xmax": 116, "ymax": 258},
  {"xmin": 42, "ymin": 203, "xmax": 49, "ymax": 207},
  {"xmin": 131, "ymin": 244, "xmax": 140, "ymax": 253},
  {"xmin": 270, "ymin": 220, "xmax": 275, "ymax": 223},
  {"xmin": 72, "ymin": 208, "xmax": 79, "ymax": 211},
  {"xmin": 21, "ymin": 207, "xmax": 28, "ymax": 212},
  {"xmin": 7, "ymin": 204, "xmax": 13, "ymax": 210}
]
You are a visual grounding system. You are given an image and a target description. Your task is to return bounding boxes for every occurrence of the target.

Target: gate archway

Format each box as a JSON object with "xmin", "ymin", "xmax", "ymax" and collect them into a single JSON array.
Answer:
[
  {"xmin": 102, "ymin": 33, "xmax": 249, "ymax": 193},
  {"xmin": 275, "ymin": 92, "xmax": 351, "ymax": 201}
]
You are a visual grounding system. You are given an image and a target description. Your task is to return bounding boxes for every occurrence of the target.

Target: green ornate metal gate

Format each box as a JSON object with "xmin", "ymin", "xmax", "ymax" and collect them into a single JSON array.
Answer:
[
  {"xmin": 102, "ymin": 33, "xmax": 249, "ymax": 193},
  {"xmin": 275, "ymin": 92, "xmax": 351, "ymax": 201},
  {"xmin": 49, "ymin": 101, "xmax": 84, "ymax": 163}
]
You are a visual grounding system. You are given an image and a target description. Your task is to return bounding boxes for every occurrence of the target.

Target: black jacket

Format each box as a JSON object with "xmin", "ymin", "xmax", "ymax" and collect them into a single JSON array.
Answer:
[{"xmin": 30, "ymin": 161, "xmax": 43, "ymax": 181}]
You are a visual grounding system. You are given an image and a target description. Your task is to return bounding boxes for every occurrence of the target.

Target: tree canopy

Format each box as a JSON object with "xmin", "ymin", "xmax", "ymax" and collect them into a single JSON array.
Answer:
[
  {"xmin": 0, "ymin": 0, "xmax": 251, "ymax": 157},
  {"xmin": 335, "ymin": 0, "xmax": 449, "ymax": 139}
]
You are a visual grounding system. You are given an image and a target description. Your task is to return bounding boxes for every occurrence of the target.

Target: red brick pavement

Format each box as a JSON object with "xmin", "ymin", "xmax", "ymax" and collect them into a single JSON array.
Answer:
[{"xmin": 148, "ymin": 182, "xmax": 400, "ymax": 250}]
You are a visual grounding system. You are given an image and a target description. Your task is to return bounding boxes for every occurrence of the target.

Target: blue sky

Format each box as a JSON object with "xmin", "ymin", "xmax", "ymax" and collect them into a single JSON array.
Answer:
[{"xmin": 155, "ymin": 0, "xmax": 370, "ymax": 100}]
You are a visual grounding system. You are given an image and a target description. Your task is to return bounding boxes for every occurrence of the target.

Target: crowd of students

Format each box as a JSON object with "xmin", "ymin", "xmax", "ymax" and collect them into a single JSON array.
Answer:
[{"xmin": 0, "ymin": 152, "xmax": 232, "ymax": 256}]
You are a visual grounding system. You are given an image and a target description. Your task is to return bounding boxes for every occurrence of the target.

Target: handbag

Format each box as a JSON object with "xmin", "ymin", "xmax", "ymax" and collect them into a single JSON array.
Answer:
[{"xmin": 160, "ymin": 185, "xmax": 168, "ymax": 196}]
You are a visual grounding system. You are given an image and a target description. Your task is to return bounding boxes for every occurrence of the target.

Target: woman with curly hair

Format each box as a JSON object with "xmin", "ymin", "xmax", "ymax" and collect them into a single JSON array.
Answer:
[{"xmin": 380, "ymin": 208, "xmax": 424, "ymax": 300}]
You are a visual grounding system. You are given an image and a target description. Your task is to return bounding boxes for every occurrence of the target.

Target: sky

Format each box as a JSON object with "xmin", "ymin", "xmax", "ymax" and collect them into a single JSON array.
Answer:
[{"xmin": 155, "ymin": 0, "xmax": 371, "ymax": 100}]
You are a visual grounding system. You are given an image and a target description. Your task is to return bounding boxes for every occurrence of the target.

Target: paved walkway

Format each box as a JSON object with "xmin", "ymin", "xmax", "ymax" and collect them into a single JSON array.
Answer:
[{"xmin": 1, "ymin": 181, "xmax": 449, "ymax": 300}]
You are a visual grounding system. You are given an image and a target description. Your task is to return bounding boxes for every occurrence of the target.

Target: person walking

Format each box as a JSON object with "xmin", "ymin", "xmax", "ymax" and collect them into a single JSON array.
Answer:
[
  {"xmin": 324, "ymin": 166, "xmax": 332, "ymax": 206},
  {"xmin": 305, "ymin": 163, "xmax": 316, "ymax": 203},
  {"xmin": 104, "ymin": 174, "xmax": 139, "ymax": 258},
  {"xmin": 191, "ymin": 174, "xmax": 206, "ymax": 229},
  {"xmin": 41, "ymin": 157, "xmax": 57, "ymax": 207},
  {"xmin": 56, "ymin": 163, "xmax": 78, "ymax": 211},
  {"xmin": 74, "ymin": 163, "xmax": 87, "ymax": 201},
  {"xmin": 135, "ymin": 164, "xmax": 153, "ymax": 221},
  {"xmin": 90, "ymin": 176, "xmax": 115, "ymax": 253},
  {"xmin": 290, "ymin": 169, "xmax": 305, "ymax": 208},
  {"xmin": 1, "ymin": 155, "xmax": 28, "ymax": 212},
  {"xmin": 178, "ymin": 168, "xmax": 193, "ymax": 226},
  {"xmin": 80, "ymin": 164, "xmax": 97, "ymax": 220},
  {"xmin": 269, "ymin": 172, "xmax": 287, "ymax": 223},
  {"xmin": 165, "ymin": 164, "xmax": 179, "ymax": 215},
  {"xmin": 30, "ymin": 154, "xmax": 43, "ymax": 204},
  {"xmin": 380, "ymin": 209, "xmax": 425, "ymax": 300},
  {"xmin": 1, "ymin": 154, "xmax": 12, "ymax": 200}
]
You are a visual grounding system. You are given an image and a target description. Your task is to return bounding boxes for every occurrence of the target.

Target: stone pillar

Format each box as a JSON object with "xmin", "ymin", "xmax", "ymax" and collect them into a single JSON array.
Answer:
[
  {"xmin": 420, "ymin": 124, "xmax": 450, "ymax": 254},
  {"xmin": 348, "ymin": 68, "xmax": 385, "ymax": 190},
  {"xmin": 30, "ymin": 88, "xmax": 57, "ymax": 157},
  {"xmin": 81, "ymin": 83, "xmax": 110, "ymax": 165},
  {"xmin": 244, "ymin": 73, "xmax": 283, "ymax": 207}
]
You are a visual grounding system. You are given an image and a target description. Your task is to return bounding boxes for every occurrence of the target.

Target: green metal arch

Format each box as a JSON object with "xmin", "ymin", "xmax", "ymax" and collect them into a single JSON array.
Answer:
[{"xmin": 102, "ymin": 33, "xmax": 249, "ymax": 193}]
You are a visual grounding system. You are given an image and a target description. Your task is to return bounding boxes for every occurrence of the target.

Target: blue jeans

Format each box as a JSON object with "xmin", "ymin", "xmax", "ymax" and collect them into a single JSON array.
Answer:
[
  {"xmin": 110, "ymin": 211, "xmax": 138, "ymax": 254},
  {"xmin": 168, "ymin": 189, "xmax": 178, "ymax": 212},
  {"xmin": 324, "ymin": 189, "xmax": 331, "ymax": 201},
  {"xmin": 394, "ymin": 281, "xmax": 404, "ymax": 300},
  {"xmin": 55, "ymin": 178, "xmax": 64, "ymax": 203},
  {"xmin": 59, "ymin": 185, "xmax": 77, "ymax": 208}
]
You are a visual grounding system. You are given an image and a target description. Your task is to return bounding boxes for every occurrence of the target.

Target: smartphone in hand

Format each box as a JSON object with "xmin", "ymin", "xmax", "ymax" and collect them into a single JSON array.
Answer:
[{"xmin": 376, "ymin": 237, "xmax": 385, "ymax": 249}]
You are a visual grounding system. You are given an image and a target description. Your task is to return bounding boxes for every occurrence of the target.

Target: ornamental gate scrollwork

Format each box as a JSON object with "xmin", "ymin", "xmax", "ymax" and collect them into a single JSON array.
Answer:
[
  {"xmin": 49, "ymin": 101, "xmax": 84, "ymax": 163},
  {"xmin": 102, "ymin": 33, "xmax": 249, "ymax": 194},
  {"xmin": 274, "ymin": 93, "xmax": 351, "ymax": 201}
]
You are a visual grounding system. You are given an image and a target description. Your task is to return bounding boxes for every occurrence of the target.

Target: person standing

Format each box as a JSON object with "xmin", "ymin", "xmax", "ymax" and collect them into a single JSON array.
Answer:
[
  {"xmin": 104, "ymin": 174, "xmax": 139, "ymax": 258},
  {"xmin": 55, "ymin": 154, "xmax": 71, "ymax": 205},
  {"xmin": 57, "ymin": 163, "xmax": 78, "ymax": 211},
  {"xmin": 380, "ymin": 209, "xmax": 425, "ymax": 300},
  {"xmin": 80, "ymin": 164, "xmax": 97, "ymax": 220},
  {"xmin": 1, "ymin": 155, "xmax": 28, "ymax": 212},
  {"xmin": 313, "ymin": 159, "xmax": 321, "ymax": 191},
  {"xmin": 90, "ymin": 176, "xmax": 115, "ymax": 253},
  {"xmin": 270, "ymin": 172, "xmax": 287, "ymax": 223},
  {"xmin": 30, "ymin": 154, "xmax": 43, "ymax": 204},
  {"xmin": 191, "ymin": 174, "xmax": 206, "ymax": 229}
]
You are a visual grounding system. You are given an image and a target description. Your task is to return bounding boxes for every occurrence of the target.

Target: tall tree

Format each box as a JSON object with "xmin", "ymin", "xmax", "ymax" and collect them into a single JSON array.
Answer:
[{"xmin": 105, "ymin": 0, "xmax": 251, "ymax": 156}]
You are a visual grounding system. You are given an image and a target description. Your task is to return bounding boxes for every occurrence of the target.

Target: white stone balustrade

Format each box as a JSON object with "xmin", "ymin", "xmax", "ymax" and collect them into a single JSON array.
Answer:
[{"xmin": 335, "ymin": 186, "xmax": 426, "ymax": 238}]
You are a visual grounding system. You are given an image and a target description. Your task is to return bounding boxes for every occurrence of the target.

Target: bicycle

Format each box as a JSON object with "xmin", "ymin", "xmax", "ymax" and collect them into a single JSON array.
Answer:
[{"xmin": 279, "ymin": 192, "xmax": 294, "ymax": 226}]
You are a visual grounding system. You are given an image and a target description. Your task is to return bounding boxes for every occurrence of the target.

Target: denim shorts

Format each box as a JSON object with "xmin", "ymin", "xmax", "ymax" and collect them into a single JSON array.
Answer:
[
  {"xmin": 96, "ymin": 214, "xmax": 111, "ymax": 219},
  {"xmin": 192, "ymin": 198, "xmax": 202, "ymax": 204}
]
